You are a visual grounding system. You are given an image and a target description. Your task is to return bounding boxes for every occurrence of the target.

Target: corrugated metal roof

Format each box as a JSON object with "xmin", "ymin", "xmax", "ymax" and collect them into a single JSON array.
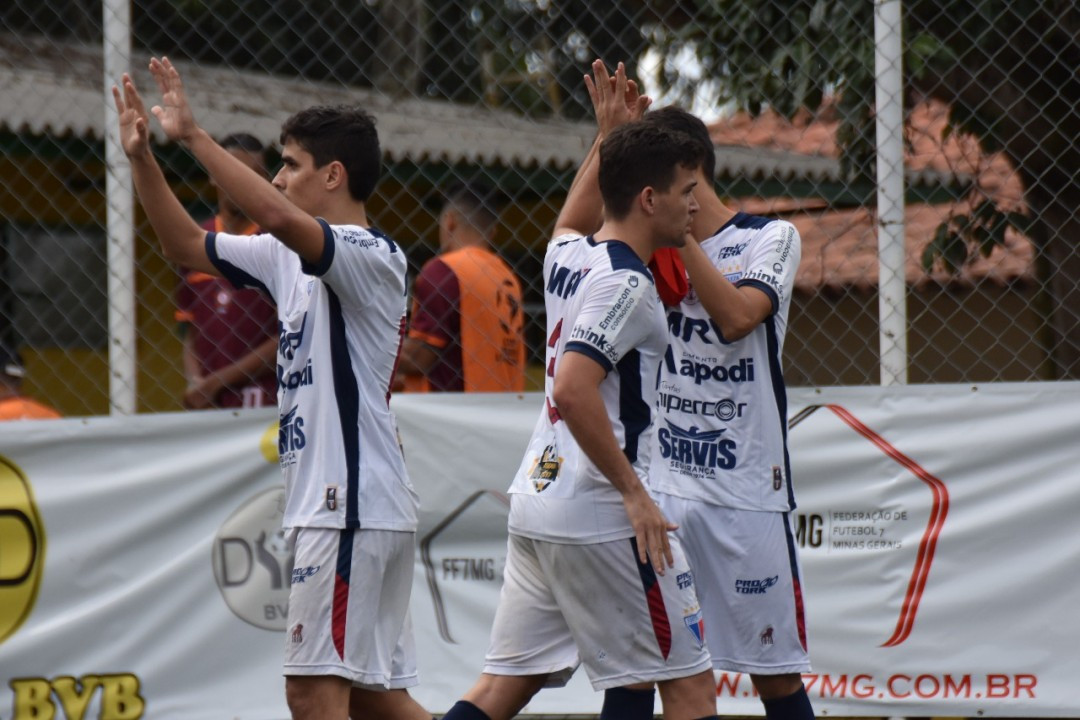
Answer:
[
  {"xmin": 0, "ymin": 32, "xmax": 946, "ymax": 185},
  {"xmin": 0, "ymin": 34, "xmax": 596, "ymax": 168}
]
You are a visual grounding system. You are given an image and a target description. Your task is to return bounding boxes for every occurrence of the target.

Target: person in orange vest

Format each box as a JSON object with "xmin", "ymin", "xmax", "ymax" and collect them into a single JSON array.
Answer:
[
  {"xmin": 0, "ymin": 348, "xmax": 61, "ymax": 420},
  {"xmin": 397, "ymin": 182, "xmax": 526, "ymax": 392}
]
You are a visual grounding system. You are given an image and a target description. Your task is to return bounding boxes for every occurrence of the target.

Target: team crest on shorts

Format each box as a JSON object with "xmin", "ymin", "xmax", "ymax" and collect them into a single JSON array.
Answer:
[
  {"xmin": 683, "ymin": 606, "xmax": 705, "ymax": 649},
  {"xmin": 528, "ymin": 444, "xmax": 563, "ymax": 492},
  {"xmin": 291, "ymin": 623, "xmax": 304, "ymax": 644},
  {"xmin": 760, "ymin": 625, "xmax": 775, "ymax": 646}
]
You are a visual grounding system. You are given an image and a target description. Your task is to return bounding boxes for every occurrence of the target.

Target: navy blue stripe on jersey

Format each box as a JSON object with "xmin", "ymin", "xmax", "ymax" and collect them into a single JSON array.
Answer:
[
  {"xmin": 604, "ymin": 240, "xmax": 651, "ymax": 277},
  {"xmin": 736, "ymin": 278, "xmax": 780, "ymax": 315},
  {"xmin": 368, "ymin": 226, "xmax": 399, "ymax": 254},
  {"xmin": 724, "ymin": 211, "xmax": 774, "ymax": 231},
  {"xmin": 616, "ymin": 349, "xmax": 649, "ymax": 463},
  {"xmin": 369, "ymin": 226, "xmax": 408, "ymax": 301},
  {"xmin": 765, "ymin": 314, "xmax": 795, "ymax": 510},
  {"xmin": 565, "ymin": 341, "xmax": 614, "ymax": 373},
  {"xmin": 205, "ymin": 232, "xmax": 273, "ymax": 298},
  {"xmin": 300, "ymin": 218, "xmax": 337, "ymax": 276},
  {"xmin": 326, "ymin": 287, "xmax": 362, "ymax": 527}
]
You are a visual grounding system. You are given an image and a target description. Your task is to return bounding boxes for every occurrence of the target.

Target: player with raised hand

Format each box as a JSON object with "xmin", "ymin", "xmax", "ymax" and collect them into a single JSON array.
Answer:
[
  {"xmin": 643, "ymin": 105, "xmax": 814, "ymax": 720},
  {"xmin": 114, "ymin": 58, "xmax": 433, "ymax": 720},
  {"xmin": 438, "ymin": 60, "xmax": 720, "ymax": 720}
]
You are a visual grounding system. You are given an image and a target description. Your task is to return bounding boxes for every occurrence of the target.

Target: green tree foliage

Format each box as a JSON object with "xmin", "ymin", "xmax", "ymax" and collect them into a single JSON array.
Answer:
[
  {"xmin": 423, "ymin": 0, "xmax": 656, "ymax": 118},
  {"xmin": 654, "ymin": 0, "xmax": 1080, "ymax": 376}
]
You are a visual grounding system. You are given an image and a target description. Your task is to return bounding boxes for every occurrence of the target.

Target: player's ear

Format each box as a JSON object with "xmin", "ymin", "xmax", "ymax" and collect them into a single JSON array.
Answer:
[
  {"xmin": 324, "ymin": 160, "xmax": 346, "ymax": 192},
  {"xmin": 639, "ymin": 186, "xmax": 657, "ymax": 216}
]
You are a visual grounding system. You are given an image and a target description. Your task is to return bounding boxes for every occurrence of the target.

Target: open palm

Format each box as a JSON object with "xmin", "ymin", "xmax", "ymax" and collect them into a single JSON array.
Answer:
[
  {"xmin": 585, "ymin": 60, "xmax": 652, "ymax": 137},
  {"xmin": 148, "ymin": 57, "xmax": 197, "ymax": 144},
  {"xmin": 112, "ymin": 73, "xmax": 151, "ymax": 158}
]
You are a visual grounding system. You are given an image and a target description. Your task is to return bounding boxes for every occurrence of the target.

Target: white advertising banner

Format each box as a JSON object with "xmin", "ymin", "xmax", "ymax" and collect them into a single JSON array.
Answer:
[{"xmin": 1, "ymin": 383, "xmax": 1079, "ymax": 718}]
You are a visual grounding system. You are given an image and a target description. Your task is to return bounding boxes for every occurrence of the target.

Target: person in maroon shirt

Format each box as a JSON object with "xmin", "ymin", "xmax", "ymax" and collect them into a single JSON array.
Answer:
[
  {"xmin": 175, "ymin": 133, "xmax": 278, "ymax": 409},
  {"xmin": 397, "ymin": 182, "xmax": 525, "ymax": 393}
]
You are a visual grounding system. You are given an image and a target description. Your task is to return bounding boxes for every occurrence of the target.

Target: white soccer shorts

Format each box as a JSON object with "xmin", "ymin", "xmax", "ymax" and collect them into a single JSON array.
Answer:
[
  {"xmin": 657, "ymin": 493, "xmax": 811, "ymax": 675},
  {"xmin": 283, "ymin": 527, "xmax": 419, "ymax": 690},
  {"xmin": 483, "ymin": 532, "xmax": 713, "ymax": 690}
]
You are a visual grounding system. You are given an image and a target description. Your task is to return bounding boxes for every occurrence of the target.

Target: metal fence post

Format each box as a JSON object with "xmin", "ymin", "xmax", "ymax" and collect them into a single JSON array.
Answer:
[
  {"xmin": 875, "ymin": 0, "xmax": 907, "ymax": 385},
  {"xmin": 103, "ymin": 0, "xmax": 137, "ymax": 414}
]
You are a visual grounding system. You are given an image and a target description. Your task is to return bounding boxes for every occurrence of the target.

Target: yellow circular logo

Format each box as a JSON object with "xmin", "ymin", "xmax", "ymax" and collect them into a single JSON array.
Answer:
[
  {"xmin": 0, "ymin": 455, "xmax": 45, "ymax": 644},
  {"xmin": 260, "ymin": 421, "xmax": 279, "ymax": 464}
]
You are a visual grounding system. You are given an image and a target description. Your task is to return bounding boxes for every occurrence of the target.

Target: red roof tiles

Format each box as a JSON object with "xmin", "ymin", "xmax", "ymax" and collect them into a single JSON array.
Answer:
[{"xmin": 710, "ymin": 101, "xmax": 1033, "ymax": 291}]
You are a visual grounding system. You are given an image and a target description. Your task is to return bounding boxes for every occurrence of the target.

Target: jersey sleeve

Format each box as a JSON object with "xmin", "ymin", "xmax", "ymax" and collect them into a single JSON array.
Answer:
[
  {"xmin": 206, "ymin": 230, "xmax": 281, "ymax": 300},
  {"xmin": 549, "ymin": 231, "xmax": 584, "ymax": 247},
  {"xmin": 180, "ymin": 218, "xmax": 218, "ymax": 323},
  {"xmin": 564, "ymin": 269, "xmax": 656, "ymax": 372},
  {"xmin": 736, "ymin": 220, "xmax": 801, "ymax": 315},
  {"xmin": 407, "ymin": 257, "xmax": 457, "ymax": 349},
  {"xmin": 300, "ymin": 219, "xmax": 406, "ymax": 307},
  {"xmin": 543, "ymin": 232, "xmax": 585, "ymax": 285}
]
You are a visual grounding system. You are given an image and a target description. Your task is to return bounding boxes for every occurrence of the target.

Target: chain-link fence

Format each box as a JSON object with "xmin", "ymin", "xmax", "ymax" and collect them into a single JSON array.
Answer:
[{"xmin": 1, "ymin": 0, "xmax": 1077, "ymax": 416}]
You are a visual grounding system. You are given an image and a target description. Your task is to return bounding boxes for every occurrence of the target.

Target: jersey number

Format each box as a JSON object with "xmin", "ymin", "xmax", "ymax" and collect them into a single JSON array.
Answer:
[{"xmin": 545, "ymin": 319, "xmax": 562, "ymax": 423}]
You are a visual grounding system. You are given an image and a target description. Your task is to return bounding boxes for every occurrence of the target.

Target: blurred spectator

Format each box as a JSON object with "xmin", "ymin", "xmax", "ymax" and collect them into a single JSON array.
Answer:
[
  {"xmin": 176, "ymin": 133, "xmax": 278, "ymax": 409},
  {"xmin": 397, "ymin": 182, "xmax": 526, "ymax": 392},
  {"xmin": 0, "ymin": 348, "xmax": 60, "ymax": 420}
]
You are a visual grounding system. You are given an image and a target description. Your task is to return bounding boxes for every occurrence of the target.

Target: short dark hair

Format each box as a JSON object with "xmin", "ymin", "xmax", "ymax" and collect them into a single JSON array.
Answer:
[
  {"xmin": 598, "ymin": 121, "xmax": 705, "ymax": 220},
  {"xmin": 442, "ymin": 180, "xmax": 500, "ymax": 236},
  {"xmin": 219, "ymin": 132, "xmax": 265, "ymax": 155},
  {"xmin": 643, "ymin": 106, "xmax": 716, "ymax": 181},
  {"xmin": 280, "ymin": 106, "xmax": 381, "ymax": 202},
  {"xmin": 219, "ymin": 132, "xmax": 267, "ymax": 176}
]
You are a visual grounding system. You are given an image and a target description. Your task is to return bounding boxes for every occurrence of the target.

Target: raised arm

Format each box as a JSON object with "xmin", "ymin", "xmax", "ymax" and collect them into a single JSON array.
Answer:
[
  {"xmin": 147, "ymin": 57, "xmax": 326, "ymax": 265},
  {"xmin": 113, "ymin": 74, "xmax": 214, "ymax": 274},
  {"xmin": 553, "ymin": 60, "xmax": 651, "ymax": 238},
  {"xmin": 679, "ymin": 235, "xmax": 773, "ymax": 341}
]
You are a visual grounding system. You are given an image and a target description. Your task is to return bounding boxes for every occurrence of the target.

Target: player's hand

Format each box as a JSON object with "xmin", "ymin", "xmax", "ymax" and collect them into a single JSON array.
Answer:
[
  {"xmin": 622, "ymin": 488, "xmax": 678, "ymax": 575},
  {"xmin": 148, "ymin": 57, "xmax": 199, "ymax": 145},
  {"xmin": 584, "ymin": 60, "xmax": 651, "ymax": 136},
  {"xmin": 112, "ymin": 74, "xmax": 151, "ymax": 159},
  {"xmin": 624, "ymin": 77, "xmax": 652, "ymax": 121}
]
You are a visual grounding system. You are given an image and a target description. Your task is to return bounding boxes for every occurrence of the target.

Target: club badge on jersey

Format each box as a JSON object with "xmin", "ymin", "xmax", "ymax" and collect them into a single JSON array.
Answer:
[{"xmin": 528, "ymin": 444, "xmax": 563, "ymax": 492}]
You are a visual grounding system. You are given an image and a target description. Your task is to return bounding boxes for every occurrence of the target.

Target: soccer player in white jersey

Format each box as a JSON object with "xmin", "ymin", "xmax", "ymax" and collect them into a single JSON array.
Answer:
[
  {"xmin": 641, "ymin": 106, "xmax": 815, "ymax": 720},
  {"xmin": 439, "ymin": 62, "xmax": 719, "ymax": 720},
  {"xmin": 113, "ymin": 58, "xmax": 433, "ymax": 720}
]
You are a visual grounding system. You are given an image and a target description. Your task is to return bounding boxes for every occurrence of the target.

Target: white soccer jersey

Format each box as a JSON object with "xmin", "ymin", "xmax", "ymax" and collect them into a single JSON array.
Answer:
[
  {"xmin": 208, "ymin": 219, "xmax": 419, "ymax": 531},
  {"xmin": 508, "ymin": 234, "xmax": 667, "ymax": 543},
  {"xmin": 649, "ymin": 212, "xmax": 801, "ymax": 512}
]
